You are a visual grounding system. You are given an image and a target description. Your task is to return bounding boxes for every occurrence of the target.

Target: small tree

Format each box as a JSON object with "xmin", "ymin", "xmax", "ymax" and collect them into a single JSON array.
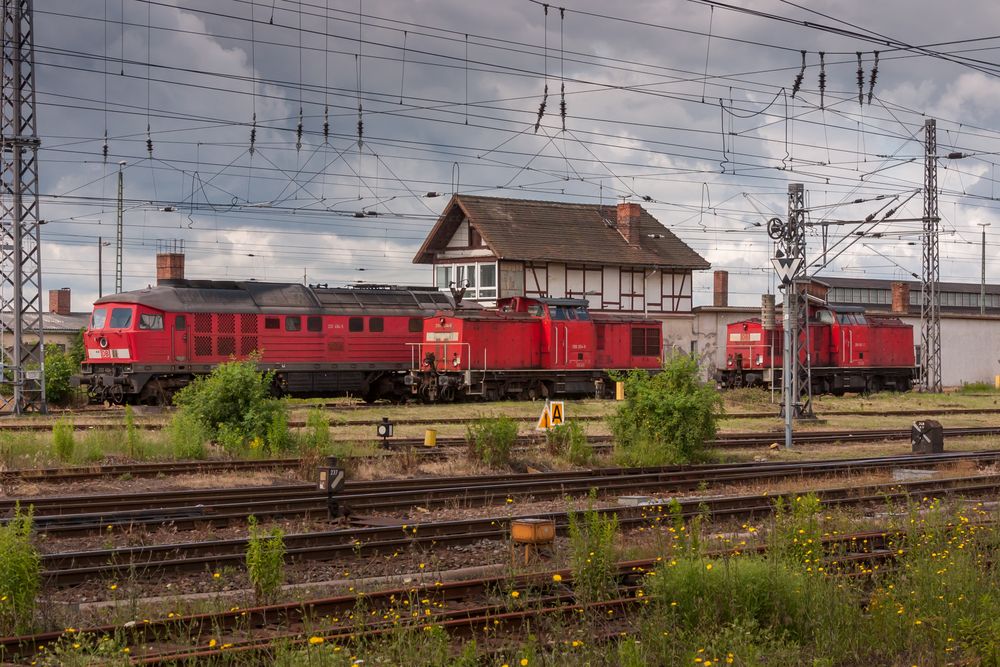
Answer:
[
  {"xmin": 609, "ymin": 352, "xmax": 722, "ymax": 466},
  {"xmin": 43, "ymin": 344, "xmax": 77, "ymax": 405},
  {"xmin": 171, "ymin": 357, "xmax": 288, "ymax": 455}
]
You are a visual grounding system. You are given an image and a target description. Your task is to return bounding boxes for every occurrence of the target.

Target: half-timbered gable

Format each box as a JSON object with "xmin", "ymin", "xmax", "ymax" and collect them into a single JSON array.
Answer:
[{"xmin": 413, "ymin": 195, "xmax": 710, "ymax": 314}]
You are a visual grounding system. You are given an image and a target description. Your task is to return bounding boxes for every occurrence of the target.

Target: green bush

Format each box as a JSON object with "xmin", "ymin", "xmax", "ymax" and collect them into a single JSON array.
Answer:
[
  {"xmin": 172, "ymin": 358, "xmax": 289, "ymax": 455},
  {"xmin": 52, "ymin": 419, "xmax": 75, "ymax": 462},
  {"xmin": 246, "ymin": 515, "xmax": 285, "ymax": 603},
  {"xmin": 169, "ymin": 410, "xmax": 208, "ymax": 460},
  {"xmin": 465, "ymin": 416, "xmax": 518, "ymax": 467},
  {"xmin": 123, "ymin": 405, "xmax": 144, "ymax": 459},
  {"xmin": 43, "ymin": 344, "xmax": 77, "ymax": 405},
  {"xmin": 301, "ymin": 408, "xmax": 331, "ymax": 452},
  {"xmin": 0, "ymin": 504, "xmax": 40, "ymax": 635},
  {"xmin": 567, "ymin": 497, "xmax": 619, "ymax": 603},
  {"xmin": 546, "ymin": 421, "xmax": 593, "ymax": 466},
  {"xmin": 609, "ymin": 352, "xmax": 722, "ymax": 466}
]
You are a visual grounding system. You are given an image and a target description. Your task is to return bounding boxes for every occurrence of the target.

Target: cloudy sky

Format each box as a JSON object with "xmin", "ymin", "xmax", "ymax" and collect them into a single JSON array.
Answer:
[{"xmin": 29, "ymin": 0, "xmax": 1000, "ymax": 310}]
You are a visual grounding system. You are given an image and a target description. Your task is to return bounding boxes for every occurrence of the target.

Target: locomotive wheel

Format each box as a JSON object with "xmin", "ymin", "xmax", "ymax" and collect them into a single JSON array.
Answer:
[{"xmin": 109, "ymin": 384, "xmax": 125, "ymax": 405}]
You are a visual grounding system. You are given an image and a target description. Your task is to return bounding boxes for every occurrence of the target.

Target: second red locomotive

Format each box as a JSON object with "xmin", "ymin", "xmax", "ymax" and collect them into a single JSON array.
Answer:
[
  {"xmin": 716, "ymin": 304, "xmax": 917, "ymax": 394},
  {"xmin": 406, "ymin": 296, "xmax": 663, "ymax": 401}
]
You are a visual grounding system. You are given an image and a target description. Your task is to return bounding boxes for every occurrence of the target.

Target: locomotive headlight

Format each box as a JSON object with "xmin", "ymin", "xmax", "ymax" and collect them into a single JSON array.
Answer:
[
  {"xmin": 451, "ymin": 354, "xmax": 460, "ymax": 367},
  {"xmin": 99, "ymin": 337, "xmax": 108, "ymax": 349},
  {"xmin": 756, "ymin": 355, "xmax": 763, "ymax": 365}
]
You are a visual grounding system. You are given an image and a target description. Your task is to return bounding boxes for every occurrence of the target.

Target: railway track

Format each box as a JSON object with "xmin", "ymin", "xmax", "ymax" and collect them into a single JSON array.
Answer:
[
  {"xmin": 0, "ymin": 528, "xmax": 924, "ymax": 662},
  {"xmin": 4, "ymin": 404, "xmax": 1000, "ymax": 431},
  {"xmin": 9, "ymin": 450, "xmax": 1000, "ymax": 538},
  {"xmin": 35, "ymin": 468, "xmax": 1000, "ymax": 587},
  {"xmin": 3, "ymin": 423, "xmax": 999, "ymax": 483}
]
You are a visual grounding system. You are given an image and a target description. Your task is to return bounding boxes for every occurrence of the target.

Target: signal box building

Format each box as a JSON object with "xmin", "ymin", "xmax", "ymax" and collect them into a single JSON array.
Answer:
[{"xmin": 414, "ymin": 195, "xmax": 710, "ymax": 346}]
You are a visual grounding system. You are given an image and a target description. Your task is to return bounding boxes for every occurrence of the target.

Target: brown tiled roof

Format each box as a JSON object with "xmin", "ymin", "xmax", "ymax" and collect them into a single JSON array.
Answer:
[{"xmin": 413, "ymin": 195, "xmax": 710, "ymax": 270}]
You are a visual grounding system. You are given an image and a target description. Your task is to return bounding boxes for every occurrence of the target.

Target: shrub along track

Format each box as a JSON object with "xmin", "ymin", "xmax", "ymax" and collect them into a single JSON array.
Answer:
[
  {"xmin": 5, "ymin": 423, "xmax": 1000, "ymax": 483},
  {"xmin": 0, "ymin": 526, "xmax": 942, "ymax": 664},
  {"xmin": 9, "ymin": 450, "xmax": 1000, "ymax": 538},
  {"xmin": 35, "ymin": 462, "xmax": 1000, "ymax": 588}
]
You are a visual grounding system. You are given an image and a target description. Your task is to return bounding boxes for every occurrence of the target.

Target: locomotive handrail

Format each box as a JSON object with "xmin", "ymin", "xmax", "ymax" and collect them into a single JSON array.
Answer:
[{"xmin": 407, "ymin": 342, "xmax": 477, "ymax": 373}]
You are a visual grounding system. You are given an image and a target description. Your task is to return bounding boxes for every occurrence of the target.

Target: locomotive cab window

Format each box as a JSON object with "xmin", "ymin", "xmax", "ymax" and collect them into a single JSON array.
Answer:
[
  {"xmin": 139, "ymin": 313, "xmax": 164, "ymax": 330},
  {"xmin": 550, "ymin": 306, "xmax": 567, "ymax": 320},
  {"xmin": 573, "ymin": 306, "xmax": 590, "ymax": 321},
  {"xmin": 369, "ymin": 317, "xmax": 384, "ymax": 333},
  {"xmin": 109, "ymin": 307, "xmax": 133, "ymax": 329},
  {"xmin": 264, "ymin": 317, "xmax": 280, "ymax": 330},
  {"xmin": 175, "ymin": 315, "xmax": 186, "ymax": 330},
  {"xmin": 91, "ymin": 308, "xmax": 107, "ymax": 330},
  {"xmin": 527, "ymin": 304, "xmax": 544, "ymax": 317},
  {"xmin": 408, "ymin": 317, "xmax": 423, "ymax": 333},
  {"xmin": 348, "ymin": 317, "xmax": 363, "ymax": 332},
  {"xmin": 285, "ymin": 316, "xmax": 301, "ymax": 332},
  {"xmin": 307, "ymin": 316, "xmax": 322, "ymax": 332},
  {"xmin": 816, "ymin": 310, "xmax": 834, "ymax": 324}
]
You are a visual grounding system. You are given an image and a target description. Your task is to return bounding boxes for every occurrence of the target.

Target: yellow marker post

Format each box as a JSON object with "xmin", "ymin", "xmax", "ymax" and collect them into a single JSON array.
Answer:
[
  {"xmin": 615, "ymin": 381, "xmax": 625, "ymax": 401},
  {"xmin": 549, "ymin": 401, "xmax": 564, "ymax": 426},
  {"xmin": 536, "ymin": 403, "xmax": 552, "ymax": 431},
  {"xmin": 424, "ymin": 429, "xmax": 437, "ymax": 447}
]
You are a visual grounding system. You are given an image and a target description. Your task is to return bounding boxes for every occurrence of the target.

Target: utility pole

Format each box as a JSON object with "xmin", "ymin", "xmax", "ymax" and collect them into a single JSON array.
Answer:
[
  {"xmin": 769, "ymin": 182, "xmax": 813, "ymax": 450},
  {"xmin": 920, "ymin": 118, "xmax": 942, "ymax": 392},
  {"xmin": 115, "ymin": 161, "xmax": 124, "ymax": 295},
  {"xmin": 979, "ymin": 222, "xmax": 990, "ymax": 316},
  {"xmin": 97, "ymin": 236, "xmax": 110, "ymax": 297},
  {"xmin": 1, "ymin": 0, "xmax": 46, "ymax": 414}
]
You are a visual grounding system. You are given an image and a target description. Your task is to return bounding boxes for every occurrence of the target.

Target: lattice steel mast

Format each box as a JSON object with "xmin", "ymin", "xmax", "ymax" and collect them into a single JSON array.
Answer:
[
  {"xmin": 920, "ymin": 118, "xmax": 942, "ymax": 392},
  {"xmin": 783, "ymin": 182, "xmax": 813, "ymax": 419},
  {"xmin": 1, "ymin": 0, "xmax": 46, "ymax": 414}
]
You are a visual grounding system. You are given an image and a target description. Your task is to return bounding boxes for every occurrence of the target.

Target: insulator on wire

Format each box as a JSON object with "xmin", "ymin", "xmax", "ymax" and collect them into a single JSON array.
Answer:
[
  {"xmin": 296, "ymin": 107, "xmax": 303, "ymax": 151},
  {"xmin": 357, "ymin": 104, "xmax": 364, "ymax": 150},
  {"xmin": 856, "ymin": 52, "xmax": 864, "ymax": 106},
  {"xmin": 791, "ymin": 50, "xmax": 806, "ymax": 98},
  {"xmin": 534, "ymin": 84, "xmax": 548, "ymax": 133},
  {"xmin": 323, "ymin": 106, "xmax": 330, "ymax": 142},
  {"xmin": 146, "ymin": 125, "xmax": 153, "ymax": 156},
  {"xmin": 559, "ymin": 82, "xmax": 566, "ymax": 131},
  {"xmin": 249, "ymin": 114, "xmax": 257, "ymax": 156},
  {"xmin": 867, "ymin": 51, "xmax": 879, "ymax": 105},
  {"xmin": 818, "ymin": 52, "xmax": 826, "ymax": 109},
  {"xmin": 102, "ymin": 130, "xmax": 108, "ymax": 160}
]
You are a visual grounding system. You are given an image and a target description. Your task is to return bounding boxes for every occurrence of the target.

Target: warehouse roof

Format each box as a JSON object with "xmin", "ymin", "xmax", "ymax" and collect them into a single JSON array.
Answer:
[{"xmin": 413, "ymin": 195, "xmax": 710, "ymax": 270}]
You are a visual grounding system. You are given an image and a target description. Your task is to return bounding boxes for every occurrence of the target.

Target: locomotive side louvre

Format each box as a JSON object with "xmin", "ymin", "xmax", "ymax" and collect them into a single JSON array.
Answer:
[{"xmin": 78, "ymin": 282, "xmax": 459, "ymax": 405}]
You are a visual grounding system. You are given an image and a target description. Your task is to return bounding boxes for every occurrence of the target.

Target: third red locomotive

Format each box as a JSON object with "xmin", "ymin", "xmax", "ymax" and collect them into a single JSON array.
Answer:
[{"xmin": 716, "ymin": 303, "xmax": 917, "ymax": 394}]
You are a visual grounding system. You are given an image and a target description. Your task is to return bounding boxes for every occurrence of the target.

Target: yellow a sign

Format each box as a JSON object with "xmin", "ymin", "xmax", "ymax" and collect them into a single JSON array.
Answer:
[{"xmin": 536, "ymin": 400, "xmax": 565, "ymax": 430}]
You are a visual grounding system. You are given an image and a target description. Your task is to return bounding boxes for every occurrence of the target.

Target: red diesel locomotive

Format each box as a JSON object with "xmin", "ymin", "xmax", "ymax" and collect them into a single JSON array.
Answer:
[
  {"xmin": 78, "ymin": 281, "xmax": 458, "ymax": 405},
  {"xmin": 406, "ymin": 296, "xmax": 663, "ymax": 401},
  {"xmin": 716, "ymin": 304, "xmax": 917, "ymax": 394}
]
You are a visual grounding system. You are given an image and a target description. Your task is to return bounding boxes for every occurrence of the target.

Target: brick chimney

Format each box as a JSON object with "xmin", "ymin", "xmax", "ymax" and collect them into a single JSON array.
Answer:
[
  {"xmin": 156, "ymin": 253, "xmax": 185, "ymax": 285},
  {"xmin": 616, "ymin": 202, "xmax": 642, "ymax": 247},
  {"xmin": 891, "ymin": 281, "xmax": 910, "ymax": 314},
  {"xmin": 48, "ymin": 288, "xmax": 71, "ymax": 316},
  {"xmin": 713, "ymin": 270, "xmax": 729, "ymax": 307}
]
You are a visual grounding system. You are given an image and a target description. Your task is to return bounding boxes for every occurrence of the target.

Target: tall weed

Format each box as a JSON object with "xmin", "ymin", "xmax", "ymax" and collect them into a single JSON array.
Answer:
[
  {"xmin": 52, "ymin": 419, "xmax": 75, "ymax": 462},
  {"xmin": 0, "ymin": 504, "xmax": 40, "ymax": 635},
  {"xmin": 465, "ymin": 416, "xmax": 518, "ymax": 467}
]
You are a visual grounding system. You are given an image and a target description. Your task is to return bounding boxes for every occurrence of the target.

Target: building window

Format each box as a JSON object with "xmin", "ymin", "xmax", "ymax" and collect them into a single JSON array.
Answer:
[
  {"xmin": 469, "ymin": 226, "xmax": 482, "ymax": 247},
  {"xmin": 348, "ymin": 317, "xmax": 363, "ymax": 332},
  {"xmin": 369, "ymin": 317, "xmax": 384, "ymax": 333},
  {"xmin": 479, "ymin": 264, "xmax": 497, "ymax": 298},
  {"xmin": 307, "ymin": 316, "xmax": 322, "ymax": 332},
  {"xmin": 435, "ymin": 262, "xmax": 498, "ymax": 301}
]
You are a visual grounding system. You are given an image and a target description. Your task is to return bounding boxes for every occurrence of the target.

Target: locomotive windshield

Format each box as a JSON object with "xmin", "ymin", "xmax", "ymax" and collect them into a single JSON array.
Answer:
[
  {"xmin": 91, "ymin": 308, "xmax": 107, "ymax": 329},
  {"xmin": 108, "ymin": 307, "xmax": 133, "ymax": 329}
]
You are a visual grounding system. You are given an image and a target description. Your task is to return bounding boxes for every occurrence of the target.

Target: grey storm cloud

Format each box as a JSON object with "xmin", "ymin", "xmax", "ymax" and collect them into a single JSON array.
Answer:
[{"xmin": 28, "ymin": 0, "xmax": 1000, "ymax": 310}]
